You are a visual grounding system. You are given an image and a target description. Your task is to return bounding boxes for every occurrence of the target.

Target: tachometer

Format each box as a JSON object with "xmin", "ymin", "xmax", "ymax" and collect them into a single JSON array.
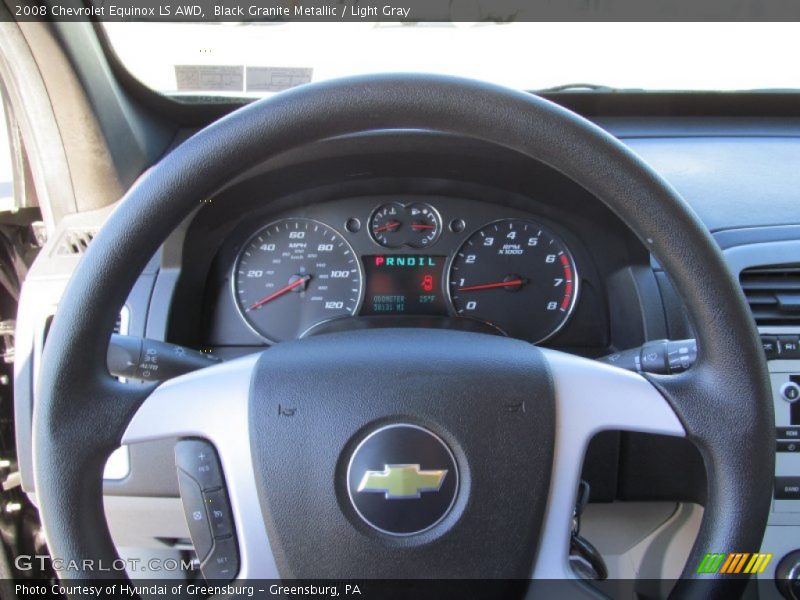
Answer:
[
  {"xmin": 233, "ymin": 218, "xmax": 362, "ymax": 342},
  {"xmin": 448, "ymin": 219, "xmax": 578, "ymax": 343}
]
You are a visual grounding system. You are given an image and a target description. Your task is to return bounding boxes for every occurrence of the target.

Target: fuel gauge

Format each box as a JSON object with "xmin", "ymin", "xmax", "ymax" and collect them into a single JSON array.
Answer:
[
  {"xmin": 369, "ymin": 202, "xmax": 442, "ymax": 249},
  {"xmin": 406, "ymin": 203, "xmax": 441, "ymax": 248}
]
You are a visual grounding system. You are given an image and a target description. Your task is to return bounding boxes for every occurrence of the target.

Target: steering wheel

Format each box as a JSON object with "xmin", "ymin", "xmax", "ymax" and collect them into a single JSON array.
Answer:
[{"xmin": 36, "ymin": 75, "xmax": 773, "ymax": 598}]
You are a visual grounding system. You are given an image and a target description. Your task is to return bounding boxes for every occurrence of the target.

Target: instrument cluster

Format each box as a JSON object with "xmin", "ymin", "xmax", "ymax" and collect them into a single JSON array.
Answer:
[{"xmin": 229, "ymin": 195, "xmax": 580, "ymax": 345}]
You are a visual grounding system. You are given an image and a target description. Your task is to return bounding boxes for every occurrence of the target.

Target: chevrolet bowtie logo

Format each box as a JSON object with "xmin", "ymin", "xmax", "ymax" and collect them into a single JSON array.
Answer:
[{"xmin": 357, "ymin": 464, "xmax": 448, "ymax": 499}]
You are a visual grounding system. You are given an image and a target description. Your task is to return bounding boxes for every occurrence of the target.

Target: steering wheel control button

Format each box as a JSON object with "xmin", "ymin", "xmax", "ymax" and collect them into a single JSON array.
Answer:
[
  {"xmin": 775, "ymin": 477, "xmax": 800, "ymax": 501},
  {"xmin": 201, "ymin": 536, "xmax": 239, "ymax": 582},
  {"xmin": 203, "ymin": 489, "xmax": 234, "ymax": 538},
  {"xmin": 779, "ymin": 336, "xmax": 800, "ymax": 359},
  {"xmin": 176, "ymin": 470, "xmax": 214, "ymax": 562},
  {"xmin": 346, "ymin": 424, "xmax": 458, "ymax": 536},
  {"xmin": 781, "ymin": 382, "xmax": 800, "ymax": 403},
  {"xmin": 175, "ymin": 439, "xmax": 223, "ymax": 490},
  {"xmin": 174, "ymin": 439, "xmax": 240, "ymax": 581}
]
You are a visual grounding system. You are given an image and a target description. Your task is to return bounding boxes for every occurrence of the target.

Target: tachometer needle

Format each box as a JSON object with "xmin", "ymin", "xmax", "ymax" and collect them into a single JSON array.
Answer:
[
  {"xmin": 457, "ymin": 278, "xmax": 527, "ymax": 292},
  {"xmin": 373, "ymin": 221, "xmax": 401, "ymax": 233},
  {"xmin": 247, "ymin": 275, "xmax": 311, "ymax": 311}
]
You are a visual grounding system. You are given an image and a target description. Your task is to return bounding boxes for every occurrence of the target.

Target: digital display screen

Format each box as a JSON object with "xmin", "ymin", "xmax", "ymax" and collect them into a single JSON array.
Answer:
[{"xmin": 361, "ymin": 255, "xmax": 448, "ymax": 316}]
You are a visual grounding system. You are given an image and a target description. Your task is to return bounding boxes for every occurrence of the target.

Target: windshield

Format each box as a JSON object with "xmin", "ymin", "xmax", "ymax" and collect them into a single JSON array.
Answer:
[{"xmin": 103, "ymin": 22, "xmax": 799, "ymax": 98}]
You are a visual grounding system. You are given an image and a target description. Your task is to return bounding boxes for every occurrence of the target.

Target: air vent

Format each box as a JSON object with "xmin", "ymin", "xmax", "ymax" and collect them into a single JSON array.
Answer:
[
  {"xmin": 115, "ymin": 306, "xmax": 129, "ymax": 335},
  {"xmin": 740, "ymin": 264, "xmax": 800, "ymax": 325},
  {"xmin": 44, "ymin": 307, "xmax": 127, "ymax": 339},
  {"xmin": 54, "ymin": 229, "xmax": 96, "ymax": 255}
]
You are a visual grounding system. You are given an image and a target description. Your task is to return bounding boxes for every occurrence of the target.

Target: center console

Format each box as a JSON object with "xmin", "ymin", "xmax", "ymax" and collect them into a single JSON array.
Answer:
[
  {"xmin": 724, "ymin": 240, "xmax": 800, "ymax": 599},
  {"xmin": 761, "ymin": 332, "xmax": 800, "ymax": 599}
]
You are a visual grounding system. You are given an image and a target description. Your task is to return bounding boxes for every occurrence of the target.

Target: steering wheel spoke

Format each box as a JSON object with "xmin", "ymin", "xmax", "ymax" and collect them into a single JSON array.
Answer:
[
  {"xmin": 533, "ymin": 349, "xmax": 685, "ymax": 579},
  {"xmin": 121, "ymin": 352, "xmax": 279, "ymax": 579}
]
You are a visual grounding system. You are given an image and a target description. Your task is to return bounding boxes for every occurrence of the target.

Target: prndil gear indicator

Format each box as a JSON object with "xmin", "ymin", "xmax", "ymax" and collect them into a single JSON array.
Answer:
[{"xmin": 361, "ymin": 255, "xmax": 447, "ymax": 316}]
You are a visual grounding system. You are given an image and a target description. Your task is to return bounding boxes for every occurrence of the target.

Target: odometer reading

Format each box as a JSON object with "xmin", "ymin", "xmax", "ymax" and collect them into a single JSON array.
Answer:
[
  {"xmin": 233, "ymin": 218, "xmax": 361, "ymax": 342},
  {"xmin": 449, "ymin": 219, "xmax": 578, "ymax": 343}
]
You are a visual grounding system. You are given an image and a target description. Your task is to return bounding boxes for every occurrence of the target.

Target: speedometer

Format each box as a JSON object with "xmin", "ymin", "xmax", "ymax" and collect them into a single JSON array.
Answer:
[
  {"xmin": 233, "ymin": 218, "xmax": 362, "ymax": 342},
  {"xmin": 448, "ymin": 219, "xmax": 578, "ymax": 343}
]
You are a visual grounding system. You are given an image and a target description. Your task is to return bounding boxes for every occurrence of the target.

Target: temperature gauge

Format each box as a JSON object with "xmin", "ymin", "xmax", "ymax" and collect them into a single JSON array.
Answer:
[{"xmin": 369, "ymin": 202, "xmax": 442, "ymax": 249}]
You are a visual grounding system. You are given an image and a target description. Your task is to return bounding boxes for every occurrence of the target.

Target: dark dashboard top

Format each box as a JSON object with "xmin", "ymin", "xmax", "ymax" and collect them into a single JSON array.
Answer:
[
  {"xmin": 625, "ymin": 137, "xmax": 800, "ymax": 232},
  {"xmin": 163, "ymin": 123, "xmax": 800, "ymax": 237}
]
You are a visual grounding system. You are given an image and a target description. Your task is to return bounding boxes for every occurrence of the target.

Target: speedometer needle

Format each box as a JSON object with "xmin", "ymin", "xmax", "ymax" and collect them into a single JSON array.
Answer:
[
  {"xmin": 457, "ymin": 278, "xmax": 527, "ymax": 292},
  {"xmin": 247, "ymin": 275, "xmax": 311, "ymax": 311}
]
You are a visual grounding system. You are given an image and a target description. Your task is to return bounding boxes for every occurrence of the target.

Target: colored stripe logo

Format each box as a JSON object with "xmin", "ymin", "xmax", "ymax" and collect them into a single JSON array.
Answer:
[{"xmin": 697, "ymin": 552, "xmax": 772, "ymax": 574}]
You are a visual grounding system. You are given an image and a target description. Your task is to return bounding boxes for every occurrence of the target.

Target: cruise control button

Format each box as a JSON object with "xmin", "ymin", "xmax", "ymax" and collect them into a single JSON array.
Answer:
[
  {"xmin": 777, "ymin": 440, "xmax": 800, "ymax": 453},
  {"xmin": 775, "ymin": 477, "xmax": 800, "ymax": 500},
  {"xmin": 777, "ymin": 427, "xmax": 800, "ymax": 440},
  {"xmin": 781, "ymin": 382, "xmax": 800, "ymax": 403},
  {"xmin": 778, "ymin": 335, "xmax": 800, "ymax": 359},
  {"xmin": 176, "ymin": 470, "xmax": 213, "ymax": 562},
  {"xmin": 201, "ymin": 536, "xmax": 239, "ymax": 582},
  {"xmin": 761, "ymin": 335, "xmax": 779, "ymax": 360},
  {"xmin": 175, "ymin": 439, "xmax": 223, "ymax": 490},
  {"xmin": 203, "ymin": 488, "xmax": 234, "ymax": 538}
]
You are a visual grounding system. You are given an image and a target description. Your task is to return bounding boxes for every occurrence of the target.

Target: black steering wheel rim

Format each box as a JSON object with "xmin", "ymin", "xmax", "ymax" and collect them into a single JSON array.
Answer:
[{"xmin": 36, "ymin": 74, "xmax": 773, "ymax": 597}]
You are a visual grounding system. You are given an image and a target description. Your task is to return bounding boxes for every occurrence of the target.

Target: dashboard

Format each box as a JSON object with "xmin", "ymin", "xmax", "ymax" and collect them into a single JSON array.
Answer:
[
  {"xmin": 8, "ymin": 19, "xmax": 800, "ymax": 592},
  {"xmin": 14, "ymin": 123, "xmax": 800, "ymax": 594}
]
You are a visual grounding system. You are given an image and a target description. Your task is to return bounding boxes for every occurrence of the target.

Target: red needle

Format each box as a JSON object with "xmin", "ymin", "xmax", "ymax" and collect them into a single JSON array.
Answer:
[
  {"xmin": 411, "ymin": 223, "xmax": 435, "ymax": 230},
  {"xmin": 373, "ymin": 221, "xmax": 401, "ymax": 233},
  {"xmin": 457, "ymin": 279, "xmax": 526, "ymax": 292},
  {"xmin": 247, "ymin": 276, "xmax": 310, "ymax": 311}
]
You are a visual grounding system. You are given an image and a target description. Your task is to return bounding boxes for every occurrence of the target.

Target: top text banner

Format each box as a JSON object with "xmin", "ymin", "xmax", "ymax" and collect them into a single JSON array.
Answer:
[{"xmin": 7, "ymin": 0, "xmax": 800, "ymax": 22}]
